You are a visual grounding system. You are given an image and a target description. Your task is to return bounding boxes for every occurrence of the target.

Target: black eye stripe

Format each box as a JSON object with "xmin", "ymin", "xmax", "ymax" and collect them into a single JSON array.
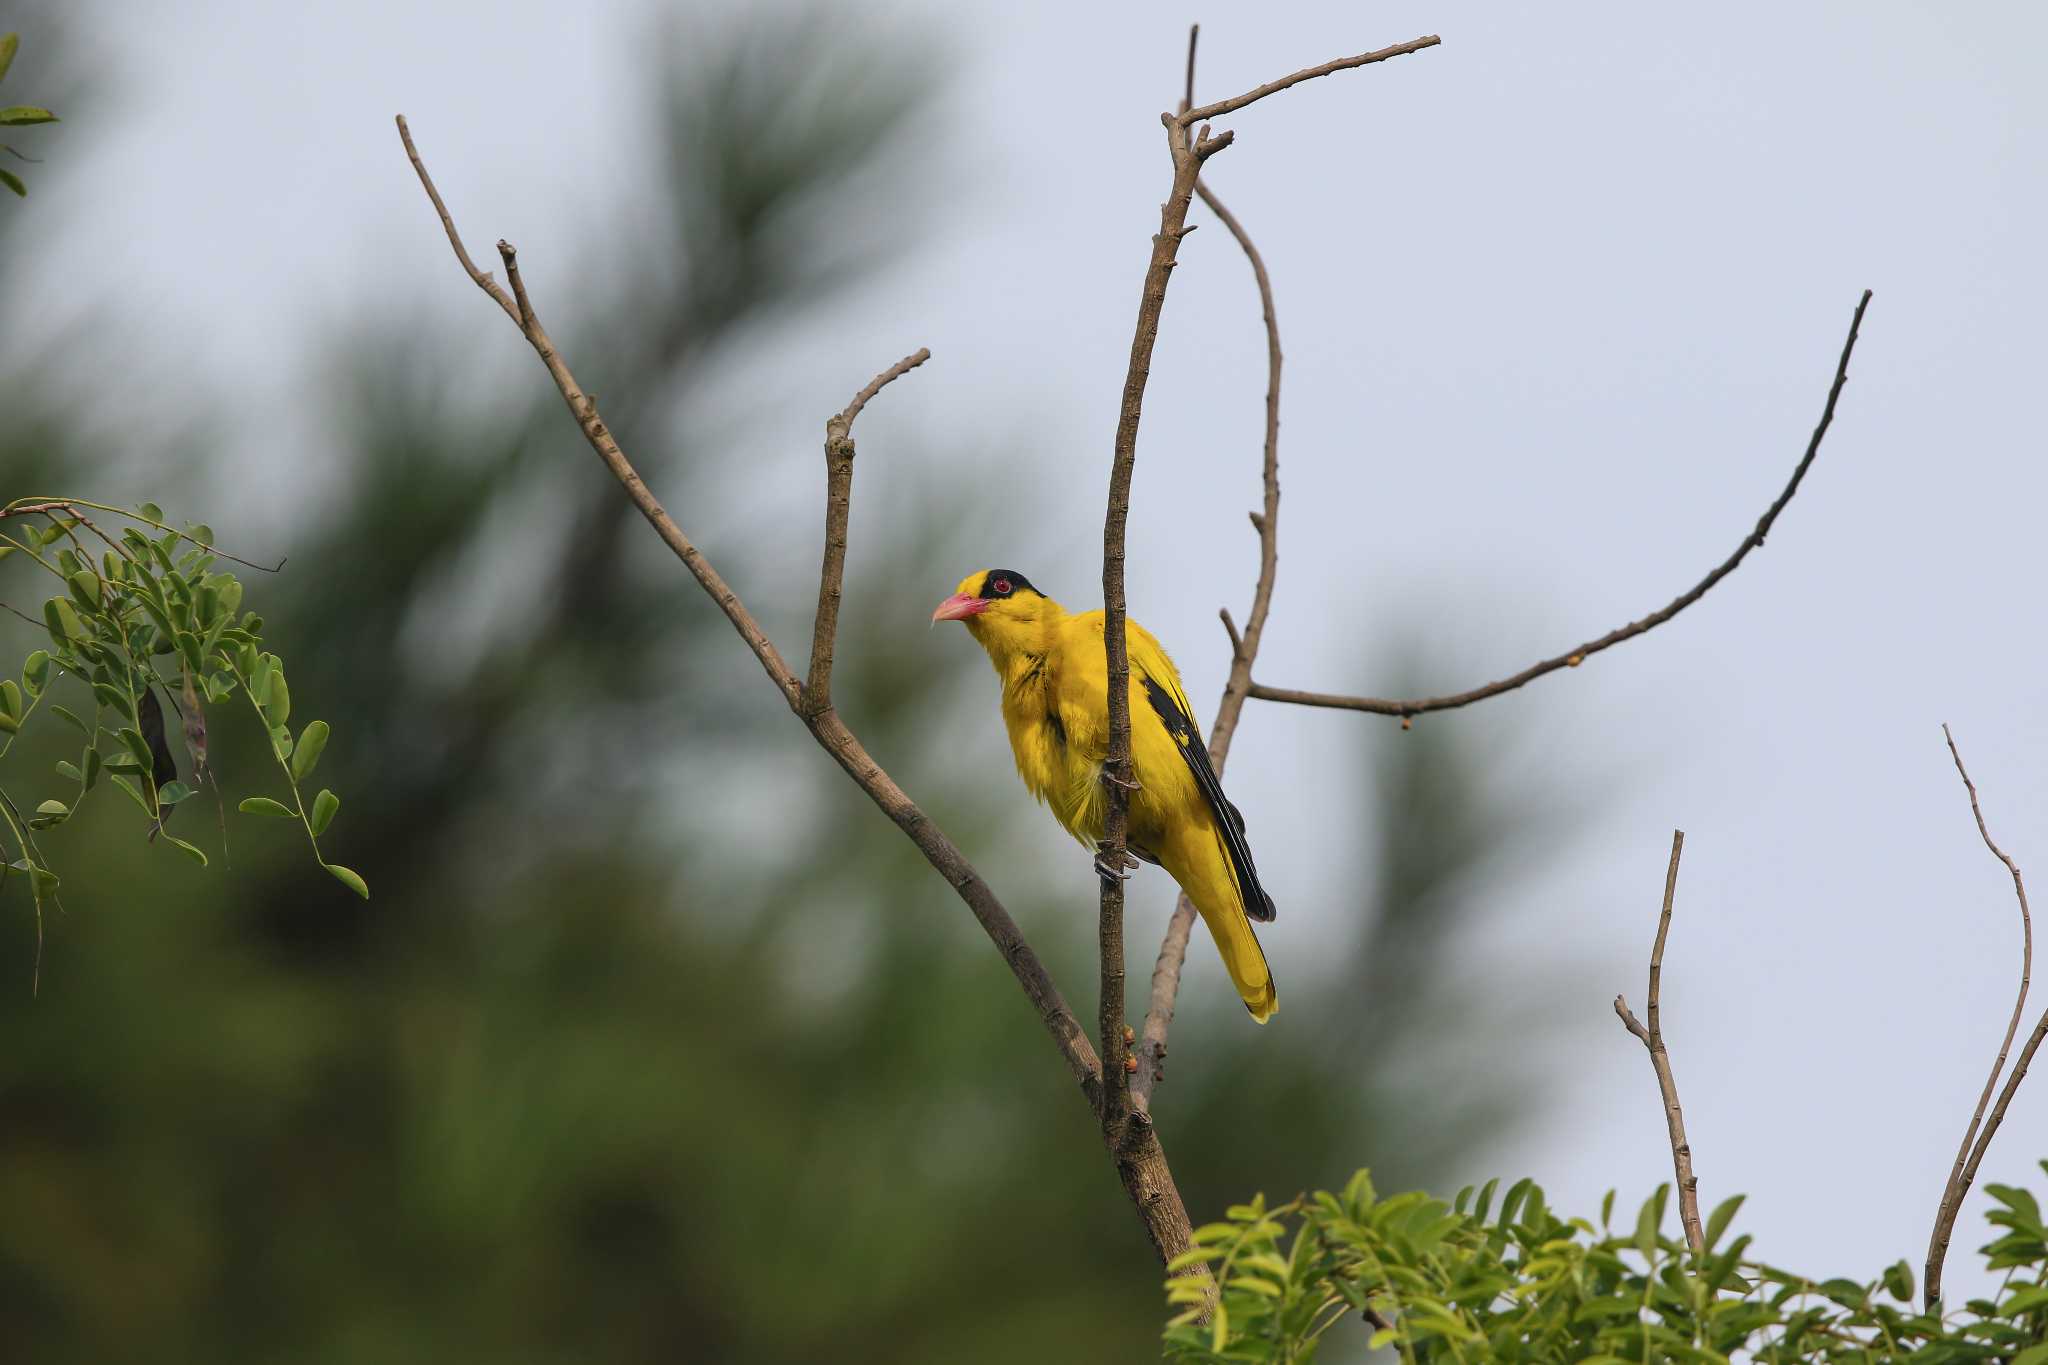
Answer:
[{"xmin": 980, "ymin": 569, "xmax": 1035, "ymax": 600}]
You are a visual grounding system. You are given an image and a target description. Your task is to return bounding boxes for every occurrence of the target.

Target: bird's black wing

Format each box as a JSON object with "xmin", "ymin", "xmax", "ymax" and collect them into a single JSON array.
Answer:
[{"xmin": 1139, "ymin": 674, "xmax": 1277, "ymax": 923}]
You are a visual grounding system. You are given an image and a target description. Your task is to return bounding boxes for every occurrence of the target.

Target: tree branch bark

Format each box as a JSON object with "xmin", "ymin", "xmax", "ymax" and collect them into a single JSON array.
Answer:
[
  {"xmin": 1613, "ymin": 830, "xmax": 1705, "ymax": 1254},
  {"xmin": 1925, "ymin": 724, "xmax": 2042, "ymax": 1309},
  {"xmin": 394, "ymin": 116, "xmax": 1107, "ymax": 1122},
  {"xmin": 1094, "ymin": 30, "xmax": 1433, "ymax": 1246},
  {"xmin": 1135, "ymin": 26, "xmax": 1289, "ymax": 1109},
  {"xmin": 806, "ymin": 348, "xmax": 931, "ymax": 716},
  {"xmin": 1247, "ymin": 289, "xmax": 1874, "ymax": 720}
]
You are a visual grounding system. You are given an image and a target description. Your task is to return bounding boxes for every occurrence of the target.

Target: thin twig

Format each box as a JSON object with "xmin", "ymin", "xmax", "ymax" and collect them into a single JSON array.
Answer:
[
  {"xmin": 1925, "ymin": 725, "xmax": 2038, "ymax": 1309},
  {"xmin": 1179, "ymin": 36, "xmax": 1442, "ymax": 126},
  {"xmin": 1613, "ymin": 830, "xmax": 1704, "ymax": 1253},
  {"xmin": 1135, "ymin": 24, "xmax": 1288, "ymax": 1109},
  {"xmin": 807, "ymin": 349, "xmax": 931, "ymax": 714},
  {"xmin": 394, "ymin": 117, "xmax": 519, "ymax": 326},
  {"xmin": 2, "ymin": 497, "xmax": 286, "ymax": 574},
  {"xmin": 396, "ymin": 117, "xmax": 1105, "ymax": 1116},
  {"xmin": 1247, "ymin": 290, "xmax": 1875, "ymax": 719}
]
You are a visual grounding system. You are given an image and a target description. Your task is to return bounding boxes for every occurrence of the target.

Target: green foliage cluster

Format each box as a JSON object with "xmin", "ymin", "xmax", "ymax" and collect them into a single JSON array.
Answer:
[
  {"xmin": 0, "ymin": 32, "xmax": 60, "ymax": 198},
  {"xmin": 1165, "ymin": 1167, "xmax": 2048, "ymax": 1363},
  {"xmin": 0, "ymin": 496, "xmax": 362, "ymax": 956}
]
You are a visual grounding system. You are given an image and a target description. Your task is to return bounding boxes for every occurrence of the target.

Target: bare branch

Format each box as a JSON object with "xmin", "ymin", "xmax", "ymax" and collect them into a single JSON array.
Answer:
[
  {"xmin": 1613, "ymin": 830, "xmax": 1704, "ymax": 1253},
  {"xmin": 395, "ymin": 120, "xmax": 1105, "ymax": 1122},
  {"xmin": 1136, "ymin": 27, "xmax": 1289, "ymax": 1106},
  {"xmin": 1925, "ymin": 725, "xmax": 2039, "ymax": 1308},
  {"xmin": 1097, "ymin": 99, "xmax": 1207, "ymax": 1143},
  {"xmin": 394, "ymin": 115, "xmax": 519, "ymax": 326},
  {"xmin": 1248, "ymin": 289, "xmax": 1874, "ymax": 719},
  {"xmin": 806, "ymin": 348, "xmax": 931, "ymax": 714},
  {"xmin": 1179, "ymin": 36, "xmax": 1442, "ymax": 126}
]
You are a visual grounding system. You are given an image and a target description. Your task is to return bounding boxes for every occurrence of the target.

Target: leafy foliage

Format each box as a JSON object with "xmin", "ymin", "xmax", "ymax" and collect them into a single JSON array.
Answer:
[
  {"xmin": 0, "ymin": 496, "xmax": 364, "ymax": 970},
  {"xmin": 0, "ymin": 32, "xmax": 60, "ymax": 198},
  {"xmin": 1166, "ymin": 1167, "xmax": 2048, "ymax": 1363}
]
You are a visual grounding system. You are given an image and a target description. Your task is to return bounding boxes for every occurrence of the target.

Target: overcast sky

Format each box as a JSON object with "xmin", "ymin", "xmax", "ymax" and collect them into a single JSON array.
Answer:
[{"xmin": 14, "ymin": 0, "xmax": 2048, "ymax": 1302}]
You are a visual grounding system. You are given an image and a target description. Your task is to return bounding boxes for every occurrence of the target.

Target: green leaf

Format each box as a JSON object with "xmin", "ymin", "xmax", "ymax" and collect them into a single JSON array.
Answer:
[
  {"xmin": 1, "ymin": 163, "xmax": 28, "ymax": 196},
  {"xmin": 22, "ymin": 649, "xmax": 50, "ymax": 697},
  {"xmin": 1987, "ymin": 1184, "xmax": 2044, "ymax": 1228},
  {"xmin": 2000, "ymin": 1284, "xmax": 2048, "ymax": 1314},
  {"xmin": 1496, "ymin": 1178, "xmax": 1532, "ymax": 1229},
  {"xmin": 53, "ymin": 759, "xmax": 81, "ymax": 781},
  {"xmin": 157, "ymin": 780, "xmax": 194, "ymax": 806},
  {"xmin": 237, "ymin": 796, "xmax": 297, "ymax": 819},
  {"xmin": 66, "ymin": 569, "xmax": 100, "ymax": 612},
  {"xmin": 34, "ymin": 799, "xmax": 66, "ymax": 818},
  {"xmin": 291, "ymin": 720, "xmax": 329, "ymax": 782},
  {"xmin": 187, "ymin": 523, "xmax": 214, "ymax": 548},
  {"xmin": 0, "ymin": 678, "xmax": 18, "ymax": 722},
  {"xmin": 1702, "ymin": 1193, "xmax": 1744, "ymax": 1253},
  {"xmin": 1882, "ymin": 1259, "xmax": 1914, "ymax": 1303},
  {"xmin": 310, "ymin": 788, "xmax": 339, "ymax": 837},
  {"xmin": 2014, "ymin": 1345, "xmax": 2048, "ymax": 1365},
  {"xmin": 137, "ymin": 501, "xmax": 163, "ymax": 524},
  {"xmin": 49, "ymin": 704, "xmax": 88, "ymax": 738},
  {"xmin": 118, "ymin": 727, "xmax": 154, "ymax": 772},
  {"xmin": 43, "ymin": 595, "xmax": 82, "ymax": 645},
  {"xmin": 325, "ymin": 863, "xmax": 369, "ymax": 898},
  {"xmin": 92, "ymin": 682, "xmax": 128, "ymax": 711},
  {"xmin": 1635, "ymin": 1186, "xmax": 1667, "ymax": 1258},
  {"xmin": 0, "ymin": 33, "xmax": 20, "ymax": 84},
  {"xmin": 163, "ymin": 834, "xmax": 208, "ymax": 866},
  {"xmin": 0, "ymin": 105, "xmax": 57, "ymax": 126},
  {"xmin": 108, "ymin": 773, "xmax": 152, "ymax": 815},
  {"xmin": 268, "ymin": 670, "xmax": 291, "ymax": 726}
]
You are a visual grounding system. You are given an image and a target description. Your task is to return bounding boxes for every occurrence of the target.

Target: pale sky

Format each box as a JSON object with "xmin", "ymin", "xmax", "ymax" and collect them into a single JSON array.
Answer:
[{"xmin": 13, "ymin": 0, "xmax": 2048, "ymax": 1307}]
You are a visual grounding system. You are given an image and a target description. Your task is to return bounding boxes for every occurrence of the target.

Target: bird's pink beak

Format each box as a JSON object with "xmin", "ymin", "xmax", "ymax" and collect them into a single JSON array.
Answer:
[{"xmin": 931, "ymin": 593, "xmax": 990, "ymax": 623}]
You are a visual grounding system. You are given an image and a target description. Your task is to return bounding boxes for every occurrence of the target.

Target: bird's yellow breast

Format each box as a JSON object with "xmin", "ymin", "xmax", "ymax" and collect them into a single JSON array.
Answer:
[{"xmin": 989, "ymin": 611, "xmax": 1204, "ymax": 856}]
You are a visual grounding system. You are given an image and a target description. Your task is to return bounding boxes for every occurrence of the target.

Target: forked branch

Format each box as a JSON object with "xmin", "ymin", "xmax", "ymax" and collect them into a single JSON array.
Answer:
[
  {"xmin": 392, "ymin": 114, "xmax": 1107, "ymax": 1130},
  {"xmin": 1093, "ymin": 31, "xmax": 1432, "ymax": 1257},
  {"xmin": 1248, "ymin": 289, "xmax": 1874, "ymax": 719},
  {"xmin": 1136, "ymin": 25, "xmax": 1289, "ymax": 1109},
  {"xmin": 1924, "ymin": 725, "xmax": 2044, "ymax": 1309},
  {"xmin": 1613, "ymin": 830, "xmax": 1705, "ymax": 1253}
]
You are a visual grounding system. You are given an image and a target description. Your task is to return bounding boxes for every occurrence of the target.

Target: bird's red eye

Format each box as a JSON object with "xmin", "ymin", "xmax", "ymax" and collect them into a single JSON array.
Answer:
[{"xmin": 992, "ymin": 577, "xmax": 1012, "ymax": 595}]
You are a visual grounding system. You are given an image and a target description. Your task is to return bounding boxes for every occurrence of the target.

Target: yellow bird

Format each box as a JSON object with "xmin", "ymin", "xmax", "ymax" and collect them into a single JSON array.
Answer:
[{"xmin": 933, "ymin": 569, "xmax": 1278, "ymax": 1022}]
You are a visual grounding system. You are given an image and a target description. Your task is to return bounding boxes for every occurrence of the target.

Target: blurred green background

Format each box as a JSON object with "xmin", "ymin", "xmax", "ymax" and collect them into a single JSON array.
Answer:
[{"xmin": 0, "ymin": 10, "xmax": 1588, "ymax": 1361}]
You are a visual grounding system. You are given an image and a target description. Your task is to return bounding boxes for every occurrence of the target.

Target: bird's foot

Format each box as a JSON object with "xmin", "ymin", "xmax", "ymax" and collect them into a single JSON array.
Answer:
[
  {"xmin": 1100, "ymin": 768, "xmax": 1141, "ymax": 792},
  {"xmin": 1094, "ymin": 841, "xmax": 1140, "ymax": 884}
]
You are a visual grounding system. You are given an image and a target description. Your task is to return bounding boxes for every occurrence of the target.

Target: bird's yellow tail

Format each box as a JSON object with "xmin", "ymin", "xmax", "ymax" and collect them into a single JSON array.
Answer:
[{"xmin": 1164, "ymin": 830, "xmax": 1278, "ymax": 1023}]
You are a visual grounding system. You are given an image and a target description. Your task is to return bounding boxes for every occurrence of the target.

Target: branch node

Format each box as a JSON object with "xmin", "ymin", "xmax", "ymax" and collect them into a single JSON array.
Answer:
[{"xmin": 1219, "ymin": 607, "xmax": 1244, "ymax": 655}]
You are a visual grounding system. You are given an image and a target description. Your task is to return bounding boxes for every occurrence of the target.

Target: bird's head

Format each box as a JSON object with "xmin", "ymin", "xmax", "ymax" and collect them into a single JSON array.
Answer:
[{"xmin": 932, "ymin": 569, "xmax": 1054, "ymax": 653}]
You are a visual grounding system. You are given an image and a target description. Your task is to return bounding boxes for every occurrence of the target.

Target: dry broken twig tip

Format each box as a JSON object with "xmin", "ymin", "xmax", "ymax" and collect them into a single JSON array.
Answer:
[
  {"xmin": 1613, "ymin": 830, "xmax": 1705, "ymax": 1253},
  {"xmin": 1135, "ymin": 22, "xmax": 1294, "ymax": 1112},
  {"xmin": 1248, "ymin": 289, "xmax": 1874, "ymax": 719},
  {"xmin": 1924, "ymin": 725, "xmax": 2043, "ymax": 1309},
  {"xmin": 809, "ymin": 347, "xmax": 932, "ymax": 713}
]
